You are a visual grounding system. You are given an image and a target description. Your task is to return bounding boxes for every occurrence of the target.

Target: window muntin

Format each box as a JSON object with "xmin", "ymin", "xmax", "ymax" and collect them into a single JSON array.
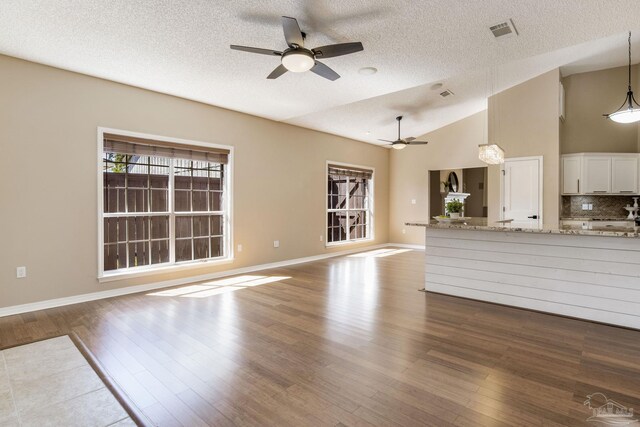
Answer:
[
  {"xmin": 102, "ymin": 152, "xmax": 227, "ymax": 273},
  {"xmin": 327, "ymin": 166, "xmax": 373, "ymax": 244}
]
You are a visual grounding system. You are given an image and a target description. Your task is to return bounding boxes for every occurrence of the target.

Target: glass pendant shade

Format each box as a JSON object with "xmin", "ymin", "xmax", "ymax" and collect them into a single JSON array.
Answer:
[
  {"xmin": 282, "ymin": 51, "xmax": 315, "ymax": 72},
  {"xmin": 605, "ymin": 31, "xmax": 640, "ymax": 124},
  {"xmin": 478, "ymin": 144, "xmax": 504, "ymax": 165}
]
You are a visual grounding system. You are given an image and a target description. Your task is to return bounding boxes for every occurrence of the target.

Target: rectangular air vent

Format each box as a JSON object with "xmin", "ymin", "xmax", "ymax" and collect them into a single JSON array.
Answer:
[
  {"xmin": 490, "ymin": 19, "xmax": 518, "ymax": 39},
  {"xmin": 439, "ymin": 89, "xmax": 454, "ymax": 98}
]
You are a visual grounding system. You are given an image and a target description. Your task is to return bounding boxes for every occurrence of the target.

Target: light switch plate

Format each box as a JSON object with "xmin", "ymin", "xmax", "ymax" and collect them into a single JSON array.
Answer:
[
  {"xmin": 16, "ymin": 266, "xmax": 26, "ymax": 278},
  {"xmin": 273, "ymin": 240, "xmax": 280, "ymax": 248},
  {"xmin": 582, "ymin": 203, "xmax": 589, "ymax": 210}
]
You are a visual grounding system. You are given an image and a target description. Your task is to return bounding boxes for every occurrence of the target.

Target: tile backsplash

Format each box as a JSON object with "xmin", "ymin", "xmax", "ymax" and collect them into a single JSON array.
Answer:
[{"xmin": 561, "ymin": 195, "xmax": 639, "ymax": 218}]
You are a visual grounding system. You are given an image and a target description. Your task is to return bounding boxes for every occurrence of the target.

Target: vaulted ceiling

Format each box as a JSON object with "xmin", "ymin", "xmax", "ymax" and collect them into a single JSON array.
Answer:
[{"xmin": 1, "ymin": 0, "xmax": 639, "ymax": 145}]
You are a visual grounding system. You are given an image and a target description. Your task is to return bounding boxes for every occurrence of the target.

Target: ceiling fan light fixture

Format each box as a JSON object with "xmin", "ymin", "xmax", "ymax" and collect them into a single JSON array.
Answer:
[
  {"xmin": 392, "ymin": 142, "xmax": 407, "ymax": 150},
  {"xmin": 282, "ymin": 50, "xmax": 315, "ymax": 72},
  {"xmin": 605, "ymin": 31, "xmax": 640, "ymax": 124},
  {"xmin": 478, "ymin": 144, "xmax": 504, "ymax": 164}
]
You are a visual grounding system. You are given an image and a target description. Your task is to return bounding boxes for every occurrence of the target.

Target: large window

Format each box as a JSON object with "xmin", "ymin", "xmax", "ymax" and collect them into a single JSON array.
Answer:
[
  {"xmin": 100, "ymin": 131, "xmax": 231, "ymax": 276},
  {"xmin": 327, "ymin": 163, "xmax": 373, "ymax": 244}
]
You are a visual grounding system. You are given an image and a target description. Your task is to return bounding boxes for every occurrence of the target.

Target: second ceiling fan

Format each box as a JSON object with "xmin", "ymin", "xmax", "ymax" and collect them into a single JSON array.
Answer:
[
  {"xmin": 379, "ymin": 116, "xmax": 429, "ymax": 150},
  {"xmin": 230, "ymin": 16, "xmax": 363, "ymax": 81}
]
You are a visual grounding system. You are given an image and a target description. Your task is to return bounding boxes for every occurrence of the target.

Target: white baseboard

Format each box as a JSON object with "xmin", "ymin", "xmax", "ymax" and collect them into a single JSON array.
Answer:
[
  {"xmin": 0, "ymin": 243, "xmax": 404, "ymax": 318},
  {"xmin": 388, "ymin": 243, "xmax": 425, "ymax": 250}
]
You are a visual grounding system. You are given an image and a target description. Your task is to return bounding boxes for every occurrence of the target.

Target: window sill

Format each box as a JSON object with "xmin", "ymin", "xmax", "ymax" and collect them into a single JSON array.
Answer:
[
  {"xmin": 98, "ymin": 257, "xmax": 234, "ymax": 283},
  {"xmin": 325, "ymin": 238, "xmax": 374, "ymax": 248}
]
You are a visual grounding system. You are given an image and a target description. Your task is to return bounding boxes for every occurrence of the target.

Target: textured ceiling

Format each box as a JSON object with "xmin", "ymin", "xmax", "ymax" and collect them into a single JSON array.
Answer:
[{"xmin": 1, "ymin": 0, "xmax": 639, "ymax": 146}]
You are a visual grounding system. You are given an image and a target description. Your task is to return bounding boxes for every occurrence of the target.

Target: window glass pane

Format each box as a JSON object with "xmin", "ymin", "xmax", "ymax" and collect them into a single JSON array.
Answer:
[
  {"xmin": 210, "ymin": 191, "xmax": 222, "ymax": 211},
  {"xmin": 151, "ymin": 240, "xmax": 169, "ymax": 265},
  {"xmin": 193, "ymin": 216, "xmax": 209, "ymax": 237},
  {"xmin": 128, "ymin": 241, "xmax": 149, "ymax": 267},
  {"xmin": 151, "ymin": 189, "xmax": 168, "ymax": 212},
  {"xmin": 194, "ymin": 237, "xmax": 210, "ymax": 260},
  {"xmin": 211, "ymin": 236, "xmax": 223, "ymax": 258},
  {"xmin": 211, "ymin": 215, "xmax": 223, "ymax": 236},
  {"xmin": 192, "ymin": 191, "xmax": 208, "ymax": 211},
  {"xmin": 209, "ymin": 176, "xmax": 223, "ymax": 191},
  {"xmin": 104, "ymin": 243, "xmax": 126, "ymax": 271},
  {"xmin": 127, "ymin": 217, "xmax": 148, "ymax": 241},
  {"xmin": 176, "ymin": 239, "xmax": 192, "ymax": 262},
  {"xmin": 151, "ymin": 216, "xmax": 169, "ymax": 239},
  {"xmin": 175, "ymin": 190, "xmax": 190, "ymax": 212},
  {"xmin": 175, "ymin": 175, "xmax": 191, "ymax": 190},
  {"xmin": 104, "ymin": 218, "xmax": 126, "ymax": 243},
  {"xmin": 192, "ymin": 176, "xmax": 208, "ymax": 190},
  {"xmin": 176, "ymin": 217, "xmax": 192, "ymax": 238}
]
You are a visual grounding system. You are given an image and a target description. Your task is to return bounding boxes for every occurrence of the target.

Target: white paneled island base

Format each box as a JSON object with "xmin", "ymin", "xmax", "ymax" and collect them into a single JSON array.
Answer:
[{"xmin": 409, "ymin": 223, "xmax": 640, "ymax": 330}]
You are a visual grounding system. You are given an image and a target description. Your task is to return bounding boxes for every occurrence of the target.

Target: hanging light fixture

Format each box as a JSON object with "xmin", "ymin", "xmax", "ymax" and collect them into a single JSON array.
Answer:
[
  {"xmin": 604, "ymin": 31, "xmax": 640, "ymax": 124},
  {"xmin": 478, "ymin": 143, "xmax": 505, "ymax": 164},
  {"xmin": 479, "ymin": 56, "xmax": 505, "ymax": 165}
]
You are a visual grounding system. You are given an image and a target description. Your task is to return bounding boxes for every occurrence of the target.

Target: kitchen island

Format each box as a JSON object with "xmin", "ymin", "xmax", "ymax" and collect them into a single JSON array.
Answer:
[{"xmin": 407, "ymin": 220, "xmax": 640, "ymax": 329}]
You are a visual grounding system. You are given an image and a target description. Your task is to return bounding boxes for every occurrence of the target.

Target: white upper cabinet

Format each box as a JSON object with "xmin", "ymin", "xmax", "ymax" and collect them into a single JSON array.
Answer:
[
  {"xmin": 561, "ymin": 155, "xmax": 581, "ymax": 194},
  {"xmin": 583, "ymin": 156, "xmax": 612, "ymax": 194},
  {"xmin": 561, "ymin": 153, "xmax": 639, "ymax": 195},
  {"xmin": 611, "ymin": 156, "xmax": 639, "ymax": 194}
]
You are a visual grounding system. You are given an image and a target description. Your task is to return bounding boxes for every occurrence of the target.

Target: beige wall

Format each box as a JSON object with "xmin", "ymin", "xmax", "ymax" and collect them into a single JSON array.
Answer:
[
  {"xmin": 561, "ymin": 65, "xmax": 639, "ymax": 154},
  {"xmin": 389, "ymin": 111, "xmax": 487, "ymax": 245},
  {"xmin": 487, "ymin": 69, "xmax": 561, "ymax": 228},
  {"xmin": 0, "ymin": 55, "xmax": 389, "ymax": 308}
]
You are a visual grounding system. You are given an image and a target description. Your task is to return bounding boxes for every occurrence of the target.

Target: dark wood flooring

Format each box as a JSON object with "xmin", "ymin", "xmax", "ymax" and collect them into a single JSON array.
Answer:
[{"xmin": 1, "ymin": 248, "xmax": 640, "ymax": 426}]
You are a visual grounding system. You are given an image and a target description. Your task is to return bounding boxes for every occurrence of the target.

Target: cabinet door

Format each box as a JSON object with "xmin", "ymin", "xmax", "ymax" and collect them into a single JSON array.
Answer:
[
  {"xmin": 562, "ymin": 156, "xmax": 582, "ymax": 194},
  {"xmin": 611, "ymin": 157, "xmax": 638, "ymax": 194},
  {"xmin": 583, "ymin": 156, "xmax": 611, "ymax": 194}
]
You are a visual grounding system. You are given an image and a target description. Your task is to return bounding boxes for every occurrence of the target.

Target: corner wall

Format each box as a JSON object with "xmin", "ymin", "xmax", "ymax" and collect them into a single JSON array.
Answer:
[
  {"xmin": 487, "ymin": 69, "xmax": 561, "ymax": 228},
  {"xmin": 0, "ymin": 55, "xmax": 389, "ymax": 309}
]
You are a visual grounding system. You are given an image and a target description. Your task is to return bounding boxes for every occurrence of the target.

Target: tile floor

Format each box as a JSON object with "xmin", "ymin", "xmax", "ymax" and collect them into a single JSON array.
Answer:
[{"xmin": 0, "ymin": 336, "xmax": 135, "ymax": 427}]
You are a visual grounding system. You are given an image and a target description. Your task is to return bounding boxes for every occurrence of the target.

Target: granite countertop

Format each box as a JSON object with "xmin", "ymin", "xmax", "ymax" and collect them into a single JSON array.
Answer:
[
  {"xmin": 561, "ymin": 217, "xmax": 634, "ymax": 221},
  {"xmin": 406, "ymin": 219, "xmax": 640, "ymax": 238}
]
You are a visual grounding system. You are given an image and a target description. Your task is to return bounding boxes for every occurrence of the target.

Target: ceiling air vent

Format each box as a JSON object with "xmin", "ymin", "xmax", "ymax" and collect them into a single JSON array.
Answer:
[
  {"xmin": 439, "ymin": 89, "xmax": 454, "ymax": 98},
  {"xmin": 490, "ymin": 19, "xmax": 518, "ymax": 39}
]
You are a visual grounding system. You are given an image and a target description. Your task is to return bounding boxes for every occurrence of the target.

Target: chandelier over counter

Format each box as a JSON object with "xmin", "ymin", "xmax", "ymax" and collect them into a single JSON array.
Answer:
[
  {"xmin": 604, "ymin": 31, "xmax": 640, "ymax": 124},
  {"xmin": 478, "ymin": 144, "xmax": 504, "ymax": 165}
]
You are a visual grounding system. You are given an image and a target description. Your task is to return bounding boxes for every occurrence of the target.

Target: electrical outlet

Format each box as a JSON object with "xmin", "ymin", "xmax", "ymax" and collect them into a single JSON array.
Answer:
[
  {"xmin": 16, "ymin": 266, "xmax": 26, "ymax": 279},
  {"xmin": 402, "ymin": 229, "xmax": 406, "ymax": 234},
  {"xmin": 273, "ymin": 240, "xmax": 280, "ymax": 248},
  {"xmin": 589, "ymin": 203, "xmax": 593, "ymax": 210},
  {"xmin": 237, "ymin": 244, "xmax": 243, "ymax": 253},
  {"xmin": 411, "ymin": 199, "xmax": 416, "ymax": 205},
  {"xmin": 319, "ymin": 235, "xmax": 323, "ymax": 242}
]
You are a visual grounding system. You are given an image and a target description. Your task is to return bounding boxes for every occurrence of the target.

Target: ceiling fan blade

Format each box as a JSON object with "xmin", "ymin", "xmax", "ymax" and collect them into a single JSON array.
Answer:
[
  {"xmin": 267, "ymin": 64, "xmax": 288, "ymax": 79},
  {"xmin": 408, "ymin": 141, "xmax": 429, "ymax": 145},
  {"xmin": 230, "ymin": 45, "xmax": 282, "ymax": 56},
  {"xmin": 377, "ymin": 139, "xmax": 395, "ymax": 143},
  {"xmin": 282, "ymin": 16, "xmax": 305, "ymax": 47},
  {"xmin": 310, "ymin": 61, "xmax": 340, "ymax": 81},
  {"xmin": 312, "ymin": 42, "xmax": 364, "ymax": 59},
  {"xmin": 405, "ymin": 137, "xmax": 416, "ymax": 142}
]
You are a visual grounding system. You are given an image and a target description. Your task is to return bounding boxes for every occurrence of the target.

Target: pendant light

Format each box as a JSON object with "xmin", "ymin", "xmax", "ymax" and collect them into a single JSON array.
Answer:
[
  {"xmin": 479, "ymin": 59, "xmax": 505, "ymax": 165},
  {"xmin": 604, "ymin": 31, "xmax": 640, "ymax": 124}
]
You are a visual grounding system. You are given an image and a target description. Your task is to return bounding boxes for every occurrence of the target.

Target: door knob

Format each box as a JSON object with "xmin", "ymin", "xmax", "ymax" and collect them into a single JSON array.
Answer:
[{"xmin": 527, "ymin": 215, "xmax": 538, "ymax": 219}]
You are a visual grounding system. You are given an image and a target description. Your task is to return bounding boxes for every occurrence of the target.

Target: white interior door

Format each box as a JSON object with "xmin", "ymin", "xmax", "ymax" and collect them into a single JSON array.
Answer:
[{"xmin": 503, "ymin": 157, "xmax": 541, "ymax": 229}]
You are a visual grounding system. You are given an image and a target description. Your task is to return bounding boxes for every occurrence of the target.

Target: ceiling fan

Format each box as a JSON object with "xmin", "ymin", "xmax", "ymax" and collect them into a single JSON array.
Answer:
[
  {"xmin": 379, "ymin": 116, "xmax": 429, "ymax": 150},
  {"xmin": 230, "ymin": 16, "xmax": 363, "ymax": 81}
]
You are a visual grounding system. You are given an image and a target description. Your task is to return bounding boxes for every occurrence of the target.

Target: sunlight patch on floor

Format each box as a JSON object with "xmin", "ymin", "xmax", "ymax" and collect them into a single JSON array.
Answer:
[
  {"xmin": 147, "ymin": 275, "xmax": 291, "ymax": 298},
  {"xmin": 348, "ymin": 248, "xmax": 412, "ymax": 258}
]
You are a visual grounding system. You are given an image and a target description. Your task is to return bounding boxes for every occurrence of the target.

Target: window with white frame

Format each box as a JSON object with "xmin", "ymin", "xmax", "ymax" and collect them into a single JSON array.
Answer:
[
  {"xmin": 327, "ymin": 164, "xmax": 373, "ymax": 244},
  {"xmin": 100, "ymin": 132, "xmax": 231, "ymax": 275}
]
